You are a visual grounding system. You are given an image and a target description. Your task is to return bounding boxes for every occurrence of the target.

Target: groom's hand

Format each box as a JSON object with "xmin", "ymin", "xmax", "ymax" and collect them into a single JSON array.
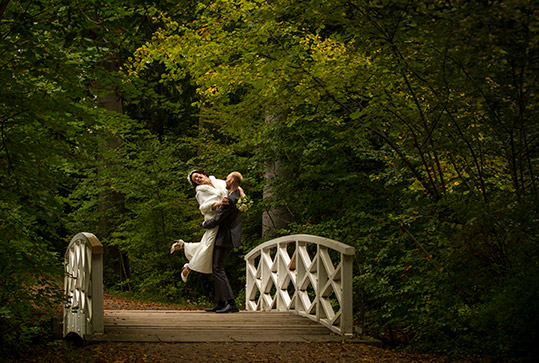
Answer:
[
  {"xmin": 211, "ymin": 197, "xmax": 230, "ymax": 211},
  {"xmin": 203, "ymin": 197, "xmax": 233, "ymax": 230}
]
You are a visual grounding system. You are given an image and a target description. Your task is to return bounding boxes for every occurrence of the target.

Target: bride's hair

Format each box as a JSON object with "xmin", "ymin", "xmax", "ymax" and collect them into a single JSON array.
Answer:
[{"xmin": 187, "ymin": 169, "xmax": 210, "ymax": 187}]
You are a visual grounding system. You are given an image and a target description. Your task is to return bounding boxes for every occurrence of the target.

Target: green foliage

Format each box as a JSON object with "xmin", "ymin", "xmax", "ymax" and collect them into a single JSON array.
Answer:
[
  {"xmin": 70, "ymin": 130, "xmax": 198, "ymax": 298},
  {"xmin": 1, "ymin": 0, "xmax": 104, "ymax": 355},
  {"xmin": 0, "ymin": 209, "xmax": 63, "ymax": 355}
]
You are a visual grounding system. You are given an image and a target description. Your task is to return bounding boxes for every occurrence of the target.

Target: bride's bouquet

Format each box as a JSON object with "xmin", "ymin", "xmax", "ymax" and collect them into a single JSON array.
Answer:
[{"xmin": 236, "ymin": 195, "xmax": 253, "ymax": 212}]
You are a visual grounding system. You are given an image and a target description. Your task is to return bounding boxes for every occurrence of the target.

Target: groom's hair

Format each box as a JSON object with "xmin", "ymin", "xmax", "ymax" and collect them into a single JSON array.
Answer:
[{"xmin": 230, "ymin": 171, "xmax": 243, "ymax": 186}]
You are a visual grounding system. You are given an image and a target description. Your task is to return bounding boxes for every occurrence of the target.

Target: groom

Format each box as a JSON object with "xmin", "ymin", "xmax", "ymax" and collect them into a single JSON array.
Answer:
[{"xmin": 202, "ymin": 171, "xmax": 243, "ymax": 313}]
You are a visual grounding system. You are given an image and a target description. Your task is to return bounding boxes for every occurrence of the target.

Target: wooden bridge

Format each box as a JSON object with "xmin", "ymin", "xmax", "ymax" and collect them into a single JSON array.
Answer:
[{"xmin": 64, "ymin": 233, "xmax": 366, "ymax": 343}]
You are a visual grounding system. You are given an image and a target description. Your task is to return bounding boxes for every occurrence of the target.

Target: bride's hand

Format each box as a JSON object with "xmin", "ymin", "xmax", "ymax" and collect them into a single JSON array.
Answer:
[{"xmin": 212, "ymin": 197, "xmax": 229, "ymax": 210}]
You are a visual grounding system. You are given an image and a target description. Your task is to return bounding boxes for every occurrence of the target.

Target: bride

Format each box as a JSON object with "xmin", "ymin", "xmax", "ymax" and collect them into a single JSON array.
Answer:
[{"xmin": 170, "ymin": 169, "xmax": 240, "ymax": 282}]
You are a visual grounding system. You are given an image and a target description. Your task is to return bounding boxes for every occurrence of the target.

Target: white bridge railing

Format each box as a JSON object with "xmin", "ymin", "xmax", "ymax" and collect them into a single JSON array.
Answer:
[
  {"xmin": 245, "ymin": 234, "xmax": 355, "ymax": 336},
  {"xmin": 63, "ymin": 232, "xmax": 104, "ymax": 340}
]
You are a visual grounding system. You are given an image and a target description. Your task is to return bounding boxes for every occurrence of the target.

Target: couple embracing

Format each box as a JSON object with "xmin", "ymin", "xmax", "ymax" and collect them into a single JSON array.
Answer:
[{"xmin": 170, "ymin": 170, "xmax": 244, "ymax": 314}]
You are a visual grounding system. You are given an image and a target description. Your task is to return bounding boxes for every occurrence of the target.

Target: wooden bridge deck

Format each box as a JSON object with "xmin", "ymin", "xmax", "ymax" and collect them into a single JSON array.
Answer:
[{"xmin": 86, "ymin": 309, "xmax": 360, "ymax": 343}]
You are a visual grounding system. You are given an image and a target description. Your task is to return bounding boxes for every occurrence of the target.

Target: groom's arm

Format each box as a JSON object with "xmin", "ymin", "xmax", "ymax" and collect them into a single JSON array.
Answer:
[{"xmin": 202, "ymin": 197, "xmax": 234, "ymax": 229}]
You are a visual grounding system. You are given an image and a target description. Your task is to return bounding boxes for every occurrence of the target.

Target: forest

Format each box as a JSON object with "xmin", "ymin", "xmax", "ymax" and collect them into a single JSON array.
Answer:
[{"xmin": 1, "ymin": 0, "xmax": 537, "ymax": 361}]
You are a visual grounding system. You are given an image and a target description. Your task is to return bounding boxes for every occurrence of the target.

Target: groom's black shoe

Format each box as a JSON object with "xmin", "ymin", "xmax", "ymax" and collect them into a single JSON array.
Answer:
[
  {"xmin": 205, "ymin": 304, "xmax": 225, "ymax": 312},
  {"xmin": 216, "ymin": 304, "xmax": 239, "ymax": 314}
]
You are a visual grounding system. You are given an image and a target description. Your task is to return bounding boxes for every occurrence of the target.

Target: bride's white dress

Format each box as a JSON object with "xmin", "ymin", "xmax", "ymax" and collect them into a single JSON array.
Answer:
[{"xmin": 183, "ymin": 176, "xmax": 227, "ymax": 273}]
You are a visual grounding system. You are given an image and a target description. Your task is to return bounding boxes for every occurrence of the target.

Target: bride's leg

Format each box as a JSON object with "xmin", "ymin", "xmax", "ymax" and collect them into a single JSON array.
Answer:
[
  {"xmin": 181, "ymin": 263, "xmax": 191, "ymax": 283},
  {"xmin": 183, "ymin": 241, "xmax": 202, "ymax": 261},
  {"xmin": 187, "ymin": 227, "xmax": 217, "ymax": 274}
]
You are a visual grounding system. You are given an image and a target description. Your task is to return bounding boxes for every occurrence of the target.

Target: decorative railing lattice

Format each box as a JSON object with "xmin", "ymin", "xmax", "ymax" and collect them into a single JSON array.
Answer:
[
  {"xmin": 245, "ymin": 234, "xmax": 355, "ymax": 336},
  {"xmin": 63, "ymin": 232, "xmax": 104, "ymax": 339}
]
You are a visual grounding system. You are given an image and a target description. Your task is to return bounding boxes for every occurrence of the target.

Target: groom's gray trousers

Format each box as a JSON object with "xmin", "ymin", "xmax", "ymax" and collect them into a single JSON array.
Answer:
[{"xmin": 213, "ymin": 245, "xmax": 234, "ymax": 302}]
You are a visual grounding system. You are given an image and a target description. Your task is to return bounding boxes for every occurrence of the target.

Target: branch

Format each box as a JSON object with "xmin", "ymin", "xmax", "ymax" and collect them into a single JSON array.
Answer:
[
  {"xmin": 401, "ymin": 225, "xmax": 443, "ymax": 272},
  {"xmin": 371, "ymin": 127, "xmax": 439, "ymax": 199},
  {"xmin": 381, "ymin": 101, "xmax": 440, "ymax": 197},
  {"xmin": 0, "ymin": 112, "xmax": 23, "ymax": 174},
  {"xmin": 443, "ymin": 105, "xmax": 489, "ymax": 201},
  {"xmin": 0, "ymin": 0, "xmax": 10, "ymax": 21}
]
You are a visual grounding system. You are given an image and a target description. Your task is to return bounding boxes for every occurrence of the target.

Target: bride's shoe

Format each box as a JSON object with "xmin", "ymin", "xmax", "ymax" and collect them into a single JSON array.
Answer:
[
  {"xmin": 170, "ymin": 239, "xmax": 185, "ymax": 254},
  {"xmin": 181, "ymin": 263, "xmax": 191, "ymax": 283}
]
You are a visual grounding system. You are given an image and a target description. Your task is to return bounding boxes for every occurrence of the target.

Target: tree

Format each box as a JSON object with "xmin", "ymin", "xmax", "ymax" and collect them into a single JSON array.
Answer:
[{"xmin": 130, "ymin": 0, "xmax": 538, "ymax": 358}]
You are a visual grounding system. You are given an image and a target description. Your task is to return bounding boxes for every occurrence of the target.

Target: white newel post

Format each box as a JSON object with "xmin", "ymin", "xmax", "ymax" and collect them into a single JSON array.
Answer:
[{"xmin": 342, "ymin": 252, "xmax": 354, "ymax": 335}]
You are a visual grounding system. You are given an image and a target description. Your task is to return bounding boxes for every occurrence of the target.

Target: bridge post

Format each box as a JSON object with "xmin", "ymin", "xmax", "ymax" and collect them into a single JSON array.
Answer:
[
  {"xmin": 91, "ymin": 236, "xmax": 104, "ymax": 335},
  {"xmin": 342, "ymin": 252, "xmax": 354, "ymax": 335}
]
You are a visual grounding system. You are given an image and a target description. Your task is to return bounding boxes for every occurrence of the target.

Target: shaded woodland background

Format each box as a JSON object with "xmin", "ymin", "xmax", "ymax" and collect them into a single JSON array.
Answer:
[{"xmin": 1, "ymin": 0, "xmax": 537, "ymax": 361}]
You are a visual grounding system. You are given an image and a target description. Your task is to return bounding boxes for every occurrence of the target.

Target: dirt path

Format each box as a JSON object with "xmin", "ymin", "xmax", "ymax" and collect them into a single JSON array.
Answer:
[
  {"xmin": 48, "ymin": 341, "xmax": 483, "ymax": 362},
  {"xmin": 14, "ymin": 341, "xmax": 476, "ymax": 363},
  {"xmin": 9, "ymin": 293, "xmax": 478, "ymax": 362}
]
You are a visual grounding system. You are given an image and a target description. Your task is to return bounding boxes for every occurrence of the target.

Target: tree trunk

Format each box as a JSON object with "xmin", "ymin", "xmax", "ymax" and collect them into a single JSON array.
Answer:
[
  {"xmin": 97, "ymin": 58, "xmax": 124, "ymax": 235},
  {"xmin": 96, "ymin": 57, "xmax": 131, "ymax": 289},
  {"xmin": 262, "ymin": 109, "xmax": 292, "ymax": 237}
]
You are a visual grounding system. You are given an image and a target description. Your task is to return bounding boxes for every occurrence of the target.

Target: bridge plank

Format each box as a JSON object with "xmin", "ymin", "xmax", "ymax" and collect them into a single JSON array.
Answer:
[{"xmin": 86, "ymin": 310, "xmax": 346, "ymax": 343}]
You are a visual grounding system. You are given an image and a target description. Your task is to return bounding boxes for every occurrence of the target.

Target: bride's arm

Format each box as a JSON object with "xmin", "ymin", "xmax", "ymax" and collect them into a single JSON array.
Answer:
[
  {"xmin": 239, "ymin": 186, "xmax": 246, "ymax": 197},
  {"xmin": 197, "ymin": 190, "xmax": 222, "ymax": 215},
  {"xmin": 212, "ymin": 197, "xmax": 230, "ymax": 210}
]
